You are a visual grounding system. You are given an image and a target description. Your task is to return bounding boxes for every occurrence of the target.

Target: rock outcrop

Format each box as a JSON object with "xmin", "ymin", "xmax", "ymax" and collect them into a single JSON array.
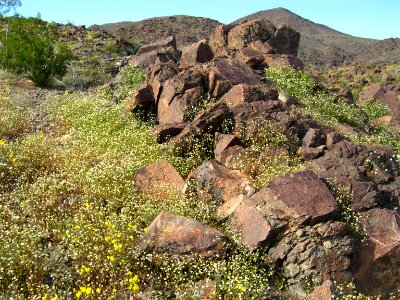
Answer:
[{"xmin": 126, "ymin": 19, "xmax": 400, "ymax": 299}]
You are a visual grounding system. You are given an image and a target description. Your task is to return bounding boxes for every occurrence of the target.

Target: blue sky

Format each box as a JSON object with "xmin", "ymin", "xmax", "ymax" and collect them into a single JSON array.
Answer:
[{"xmin": 13, "ymin": 0, "xmax": 400, "ymax": 40}]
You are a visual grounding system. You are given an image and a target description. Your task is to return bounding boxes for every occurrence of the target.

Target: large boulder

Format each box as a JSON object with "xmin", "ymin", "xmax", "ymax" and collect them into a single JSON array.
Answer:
[
  {"xmin": 220, "ymin": 83, "xmax": 277, "ymax": 108},
  {"xmin": 137, "ymin": 35, "xmax": 177, "ymax": 55},
  {"xmin": 188, "ymin": 160, "xmax": 255, "ymax": 204},
  {"xmin": 232, "ymin": 170, "xmax": 338, "ymax": 250},
  {"xmin": 212, "ymin": 24, "xmax": 235, "ymax": 47},
  {"xmin": 311, "ymin": 141, "xmax": 400, "ymax": 211},
  {"xmin": 181, "ymin": 40, "xmax": 214, "ymax": 67},
  {"xmin": 157, "ymin": 68, "xmax": 204, "ymax": 124},
  {"xmin": 352, "ymin": 208, "xmax": 400, "ymax": 297},
  {"xmin": 267, "ymin": 24, "xmax": 300, "ymax": 56},
  {"xmin": 128, "ymin": 46, "xmax": 181, "ymax": 70},
  {"xmin": 380, "ymin": 91, "xmax": 400, "ymax": 119},
  {"xmin": 153, "ymin": 122, "xmax": 187, "ymax": 143},
  {"xmin": 147, "ymin": 62, "xmax": 178, "ymax": 102},
  {"xmin": 138, "ymin": 211, "xmax": 227, "ymax": 258},
  {"xmin": 214, "ymin": 133, "xmax": 242, "ymax": 161},
  {"xmin": 206, "ymin": 57, "xmax": 263, "ymax": 98},
  {"xmin": 227, "ymin": 19, "xmax": 276, "ymax": 50},
  {"xmin": 359, "ymin": 83, "xmax": 385, "ymax": 101},
  {"xmin": 134, "ymin": 160, "xmax": 185, "ymax": 195},
  {"xmin": 270, "ymin": 222, "xmax": 354, "ymax": 298}
]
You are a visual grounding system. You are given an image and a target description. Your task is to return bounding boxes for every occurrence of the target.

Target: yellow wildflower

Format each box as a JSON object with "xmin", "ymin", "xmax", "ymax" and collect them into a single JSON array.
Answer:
[
  {"xmin": 75, "ymin": 291, "xmax": 82, "ymax": 298},
  {"xmin": 41, "ymin": 294, "xmax": 48, "ymax": 300},
  {"xmin": 51, "ymin": 296, "xmax": 58, "ymax": 300},
  {"xmin": 107, "ymin": 255, "xmax": 115, "ymax": 261},
  {"xmin": 96, "ymin": 287, "xmax": 101, "ymax": 293}
]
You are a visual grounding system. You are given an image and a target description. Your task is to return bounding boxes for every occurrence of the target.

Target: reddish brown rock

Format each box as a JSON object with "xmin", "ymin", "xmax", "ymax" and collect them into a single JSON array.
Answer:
[
  {"xmin": 298, "ymin": 146, "xmax": 325, "ymax": 161},
  {"xmin": 303, "ymin": 128, "xmax": 326, "ymax": 148},
  {"xmin": 220, "ymin": 83, "xmax": 265, "ymax": 107},
  {"xmin": 248, "ymin": 41, "xmax": 276, "ymax": 54},
  {"xmin": 207, "ymin": 58, "xmax": 263, "ymax": 98},
  {"xmin": 254, "ymin": 170, "xmax": 338, "ymax": 225},
  {"xmin": 311, "ymin": 141, "xmax": 400, "ymax": 212},
  {"xmin": 326, "ymin": 132, "xmax": 345, "ymax": 148},
  {"xmin": 231, "ymin": 198, "xmax": 276, "ymax": 250},
  {"xmin": 227, "ymin": 19, "xmax": 276, "ymax": 50},
  {"xmin": 153, "ymin": 122, "xmax": 187, "ymax": 143},
  {"xmin": 188, "ymin": 160, "xmax": 255, "ymax": 204},
  {"xmin": 158, "ymin": 86, "xmax": 206, "ymax": 124},
  {"xmin": 353, "ymin": 208, "xmax": 400, "ymax": 297},
  {"xmin": 212, "ymin": 24, "xmax": 235, "ymax": 47},
  {"xmin": 232, "ymin": 171, "xmax": 338, "ymax": 250},
  {"xmin": 264, "ymin": 54, "xmax": 304, "ymax": 69},
  {"xmin": 128, "ymin": 50, "xmax": 158, "ymax": 69},
  {"xmin": 214, "ymin": 133, "xmax": 242, "ymax": 161},
  {"xmin": 125, "ymin": 84, "xmax": 155, "ymax": 113},
  {"xmin": 137, "ymin": 35, "xmax": 177, "ymax": 55},
  {"xmin": 267, "ymin": 24, "xmax": 300, "ymax": 56},
  {"xmin": 359, "ymin": 83, "xmax": 385, "ymax": 101},
  {"xmin": 138, "ymin": 211, "xmax": 227, "ymax": 258},
  {"xmin": 134, "ymin": 160, "xmax": 185, "ymax": 194},
  {"xmin": 147, "ymin": 62, "xmax": 178, "ymax": 102},
  {"xmin": 235, "ymin": 47, "xmax": 266, "ymax": 69},
  {"xmin": 128, "ymin": 46, "xmax": 180, "ymax": 69},
  {"xmin": 157, "ymin": 68, "xmax": 204, "ymax": 124},
  {"xmin": 181, "ymin": 40, "xmax": 214, "ymax": 67},
  {"xmin": 380, "ymin": 91, "xmax": 400, "ymax": 118},
  {"xmin": 306, "ymin": 280, "xmax": 334, "ymax": 300},
  {"xmin": 218, "ymin": 145, "xmax": 246, "ymax": 168}
]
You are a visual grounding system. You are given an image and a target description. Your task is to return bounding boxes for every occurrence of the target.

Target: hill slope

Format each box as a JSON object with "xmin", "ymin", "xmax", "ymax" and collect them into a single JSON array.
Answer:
[
  {"xmin": 234, "ymin": 8, "xmax": 400, "ymax": 66},
  {"xmin": 91, "ymin": 16, "xmax": 221, "ymax": 49}
]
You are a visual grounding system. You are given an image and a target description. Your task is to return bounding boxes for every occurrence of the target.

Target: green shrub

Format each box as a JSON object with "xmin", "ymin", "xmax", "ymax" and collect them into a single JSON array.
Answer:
[
  {"xmin": 359, "ymin": 99, "xmax": 390, "ymax": 120},
  {"xmin": 0, "ymin": 17, "xmax": 73, "ymax": 86}
]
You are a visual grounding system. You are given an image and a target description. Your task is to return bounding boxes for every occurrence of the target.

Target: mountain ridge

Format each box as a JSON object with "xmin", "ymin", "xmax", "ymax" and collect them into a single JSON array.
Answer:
[{"xmin": 91, "ymin": 8, "xmax": 400, "ymax": 67}]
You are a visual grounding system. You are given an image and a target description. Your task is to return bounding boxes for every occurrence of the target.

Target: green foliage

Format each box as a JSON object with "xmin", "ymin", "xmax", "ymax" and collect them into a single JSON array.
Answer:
[
  {"xmin": 359, "ymin": 99, "xmax": 390, "ymax": 120},
  {"xmin": 325, "ymin": 181, "xmax": 365, "ymax": 240},
  {"xmin": 98, "ymin": 65, "xmax": 146, "ymax": 103},
  {"xmin": 0, "ymin": 17, "xmax": 73, "ymax": 86},
  {"xmin": 0, "ymin": 86, "xmax": 35, "ymax": 139},
  {"xmin": 231, "ymin": 120, "xmax": 303, "ymax": 190},
  {"xmin": 104, "ymin": 42, "xmax": 120, "ymax": 54},
  {"xmin": 128, "ymin": 40, "xmax": 141, "ymax": 55}
]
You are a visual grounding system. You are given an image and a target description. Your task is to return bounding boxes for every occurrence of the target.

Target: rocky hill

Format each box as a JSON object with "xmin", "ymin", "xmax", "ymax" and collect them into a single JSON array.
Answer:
[
  {"xmin": 1, "ymin": 15, "xmax": 400, "ymax": 299},
  {"xmin": 122, "ymin": 19, "xmax": 400, "ymax": 298},
  {"xmin": 90, "ymin": 16, "xmax": 221, "ymax": 49},
  {"xmin": 92, "ymin": 8, "xmax": 399, "ymax": 67}
]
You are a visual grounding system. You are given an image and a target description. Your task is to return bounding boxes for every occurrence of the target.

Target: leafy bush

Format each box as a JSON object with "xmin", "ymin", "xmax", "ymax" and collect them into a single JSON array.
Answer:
[{"xmin": 0, "ymin": 17, "xmax": 73, "ymax": 86}]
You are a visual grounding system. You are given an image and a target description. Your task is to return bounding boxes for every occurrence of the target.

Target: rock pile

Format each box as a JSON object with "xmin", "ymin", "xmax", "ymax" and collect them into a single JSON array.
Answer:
[{"xmin": 125, "ymin": 19, "xmax": 400, "ymax": 299}]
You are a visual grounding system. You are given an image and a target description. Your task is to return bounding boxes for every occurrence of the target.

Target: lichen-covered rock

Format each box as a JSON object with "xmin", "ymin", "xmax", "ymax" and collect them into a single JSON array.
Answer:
[{"xmin": 137, "ymin": 211, "xmax": 227, "ymax": 258}]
